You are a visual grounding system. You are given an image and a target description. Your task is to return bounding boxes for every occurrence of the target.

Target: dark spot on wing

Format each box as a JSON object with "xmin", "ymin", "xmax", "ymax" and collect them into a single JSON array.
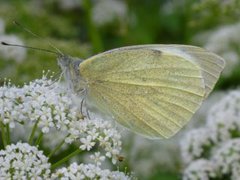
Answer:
[
  {"xmin": 151, "ymin": 49, "xmax": 162, "ymax": 55},
  {"xmin": 125, "ymin": 47, "xmax": 162, "ymax": 56}
]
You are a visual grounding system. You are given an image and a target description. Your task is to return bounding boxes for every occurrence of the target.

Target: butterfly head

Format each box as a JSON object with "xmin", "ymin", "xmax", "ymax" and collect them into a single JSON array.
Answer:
[
  {"xmin": 57, "ymin": 54, "xmax": 74, "ymax": 70},
  {"xmin": 0, "ymin": 40, "xmax": 86, "ymax": 93},
  {"xmin": 57, "ymin": 55, "xmax": 84, "ymax": 93}
]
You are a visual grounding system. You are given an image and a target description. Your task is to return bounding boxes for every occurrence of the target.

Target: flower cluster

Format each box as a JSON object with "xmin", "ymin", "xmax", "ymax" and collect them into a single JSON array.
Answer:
[
  {"xmin": 183, "ymin": 159, "xmax": 217, "ymax": 180},
  {"xmin": 0, "ymin": 142, "xmax": 51, "ymax": 179},
  {"xmin": 66, "ymin": 116, "xmax": 122, "ymax": 164},
  {"xmin": 0, "ymin": 75, "xmax": 125, "ymax": 177},
  {"xmin": 0, "ymin": 75, "xmax": 78, "ymax": 133},
  {"xmin": 51, "ymin": 162, "xmax": 131, "ymax": 180},
  {"xmin": 180, "ymin": 128, "xmax": 213, "ymax": 165},
  {"xmin": 213, "ymin": 139, "xmax": 240, "ymax": 179},
  {"xmin": 0, "ymin": 142, "xmax": 130, "ymax": 180},
  {"xmin": 207, "ymin": 90, "xmax": 240, "ymax": 143},
  {"xmin": 181, "ymin": 90, "xmax": 240, "ymax": 179}
]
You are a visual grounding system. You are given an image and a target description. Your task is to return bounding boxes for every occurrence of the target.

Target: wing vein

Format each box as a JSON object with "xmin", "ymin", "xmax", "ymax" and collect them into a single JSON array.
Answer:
[
  {"xmin": 96, "ymin": 67, "xmax": 199, "ymax": 76},
  {"xmin": 94, "ymin": 82, "xmax": 203, "ymax": 106},
  {"xmin": 201, "ymin": 69, "xmax": 219, "ymax": 79},
  {"xmin": 189, "ymin": 52, "xmax": 225, "ymax": 68},
  {"xmin": 154, "ymin": 96, "xmax": 195, "ymax": 114},
  {"xmin": 92, "ymin": 86, "xmax": 169, "ymax": 137},
  {"xmin": 138, "ymin": 97, "xmax": 182, "ymax": 128},
  {"xmin": 96, "ymin": 80, "xmax": 204, "ymax": 97}
]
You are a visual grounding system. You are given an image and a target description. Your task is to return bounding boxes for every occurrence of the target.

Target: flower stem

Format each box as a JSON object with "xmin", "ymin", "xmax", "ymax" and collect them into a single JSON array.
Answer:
[
  {"xmin": 6, "ymin": 124, "xmax": 10, "ymax": 145},
  {"xmin": 35, "ymin": 132, "xmax": 43, "ymax": 146},
  {"xmin": 48, "ymin": 137, "xmax": 67, "ymax": 158},
  {"xmin": 28, "ymin": 119, "xmax": 40, "ymax": 144},
  {"xmin": 0, "ymin": 121, "xmax": 7, "ymax": 148},
  {"xmin": 51, "ymin": 148, "xmax": 81, "ymax": 170}
]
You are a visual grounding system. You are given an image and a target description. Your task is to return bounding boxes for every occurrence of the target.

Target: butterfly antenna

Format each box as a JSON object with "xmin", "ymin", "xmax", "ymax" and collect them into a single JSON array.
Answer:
[
  {"xmin": 13, "ymin": 21, "xmax": 64, "ymax": 56},
  {"xmin": 1, "ymin": 41, "xmax": 59, "ymax": 55}
]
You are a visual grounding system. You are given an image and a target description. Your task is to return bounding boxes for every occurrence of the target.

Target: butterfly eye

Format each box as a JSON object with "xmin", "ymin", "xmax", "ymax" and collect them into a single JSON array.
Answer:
[
  {"xmin": 73, "ymin": 59, "xmax": 82, "ymax": 67},
  {"xmin": 57, "ymin": 55, "xmax": 72, "ymax": 69}
]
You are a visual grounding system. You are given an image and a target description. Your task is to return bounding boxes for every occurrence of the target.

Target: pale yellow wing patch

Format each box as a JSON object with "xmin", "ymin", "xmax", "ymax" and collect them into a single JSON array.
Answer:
[
  {"xmin": 102, "ymin": 45, "xmax": 225, "ymax": 97},
  {"xmin": 148, "ymin": 45, "xmax": 225, "ymax": 97},
  {"xmin": 80, "ymin": 49, "xmax": 205, "ymax": 139}
]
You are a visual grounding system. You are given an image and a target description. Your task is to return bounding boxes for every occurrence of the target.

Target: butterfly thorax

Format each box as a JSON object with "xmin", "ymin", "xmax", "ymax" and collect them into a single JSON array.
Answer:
[{"xmin": 57, "ymin": 55, "xmax": 86, "ymax": 94}]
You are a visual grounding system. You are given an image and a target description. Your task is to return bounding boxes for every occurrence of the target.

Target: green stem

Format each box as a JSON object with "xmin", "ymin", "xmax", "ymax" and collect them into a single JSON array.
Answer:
[
  {"xmin": 83, "ymin": 0, "xmax": 104, "ymax": 53},
  {"xmin": 0, "ymin": 121, "xmax": 7, "ymax": 148},
  {"xmin": 28, "ymin": 119, "xmax": 40, "ymax": 144},
  {"xmin": 51, "ymin": 148, "xmax": 81, "ymax": 170},
  {"xmin": 35, "ymin": 132, "xmax": 43, "ymax": 146},
  {"xmin": 48, "ymin": 137, "xmax": 66, "ymax": 158},
  {"xmin": 6, "ymin": 124, "xmax": 10, "ymax": 145}
]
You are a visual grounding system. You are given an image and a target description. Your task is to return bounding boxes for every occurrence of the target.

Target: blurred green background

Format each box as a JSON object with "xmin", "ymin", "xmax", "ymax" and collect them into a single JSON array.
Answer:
[{"xmin": 0, "ymin": 0, "xmax": 240, "ymax": 179}]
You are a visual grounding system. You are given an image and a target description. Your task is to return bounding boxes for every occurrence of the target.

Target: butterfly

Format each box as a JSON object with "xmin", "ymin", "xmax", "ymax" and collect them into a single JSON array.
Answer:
[
  {"xmin": 56, "ymin": 44, "xmax": 225, "ymax": 139},
  {"xmin": 1, "ymin": 40, "xmax": 224, "ymax": 139}
]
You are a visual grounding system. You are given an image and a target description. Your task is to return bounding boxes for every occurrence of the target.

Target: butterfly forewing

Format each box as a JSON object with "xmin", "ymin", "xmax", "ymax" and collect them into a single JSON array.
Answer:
[
  {"xmin": 79, "ymin": 48, "xmax": 206, "ymax": 139},
  {"xmin": 104, "ymin": 45, "xmax": 225, "ymax": 97}
]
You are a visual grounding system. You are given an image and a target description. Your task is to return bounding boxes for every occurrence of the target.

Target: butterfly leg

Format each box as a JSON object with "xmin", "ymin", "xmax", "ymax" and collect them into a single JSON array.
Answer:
[
  {"xmin": 80, "ymin": 97, "xmax": 85, "ymax": 117},
  {"xmin": 82, "ymin": 88, "xmax": 91, "ymax": 119},
  {"xmin": 85, "ymin": 100, "xmax": 90, "ymax": 119},
  {"xmin": 78, "ymin": 88, "xmax": 91, "ymax": 119}
]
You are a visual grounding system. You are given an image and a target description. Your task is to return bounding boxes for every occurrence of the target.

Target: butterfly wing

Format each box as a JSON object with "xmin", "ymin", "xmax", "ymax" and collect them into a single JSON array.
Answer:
[
  {"xmin": 139, "ymin": 45, "xmax": 225, "ymax": 97},
  {"xmin": 79, "ymin": 46, "xmax": 224, "ymax": 139},
  {"xmin": 98, "ymin": 45, "xmax": 225, "ymax": 97}
]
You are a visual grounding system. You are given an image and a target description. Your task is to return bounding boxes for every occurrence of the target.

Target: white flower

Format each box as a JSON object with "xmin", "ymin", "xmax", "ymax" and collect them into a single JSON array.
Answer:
[
  {"xmin": 90, "ymin": 152, "xmax": 106, "ymax": 166},
  {"xmin": 1, "ymin": 76, "xmax": 82, "ymax": 155},
  {"xmin": 0, "ymin": 76, "xmax": 79, "ymax": 135},
  {"xmin": 181, "ymin": 90, "xmax": 240, "ymax": 179},
  {"xmin": 51, "ymin": 162, "xmax": 132, "ymax": 180},
  {"xmin": 0, "ymin": 75, "xmax": 123, "ymax": 168},
  {"xmin": 0, "ymin": 34, "xmax": 27, "ymax": 62},
  {"xmin": 213, "ymin": 139, "xmax": 240, "ymax": 179},
  {"xmin": 183, "ymin": 159, "xmax": 217, "ymax": 180},
  {"xmin": 92, "ymin": 0, "xmax": 127, "ymax": 27},
  {"xmin": 207, "ymin": 90, "xmax": 240, "ymax": 143},
  {"xmin": 80, "ymin": 135, "xmax": 96, "ymax": 151},
  {"xmin": 180, "ymin": 128, "xmax": 213, "ymax": 165},
  {"xmin": 67, "ymin": 116, "xmax": 122, "ymax": 165},
  {"xmin": 0, "ymin": 142, "xmax": 51, "ymax": 179}
]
